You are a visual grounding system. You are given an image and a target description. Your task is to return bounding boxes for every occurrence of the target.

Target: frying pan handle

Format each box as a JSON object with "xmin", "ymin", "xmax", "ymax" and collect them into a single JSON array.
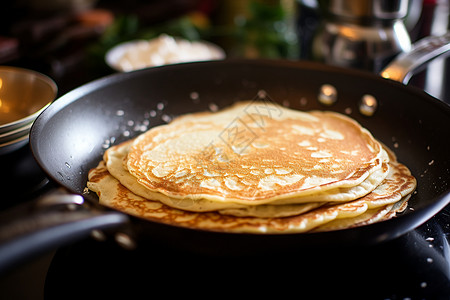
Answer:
[
  {"xmin": 0, "ymin": 192, "xmax": 128, "ymax": 274},
  {"xmin": 380, "ymin": 32, "xmax": 450, "ymax": 84}
]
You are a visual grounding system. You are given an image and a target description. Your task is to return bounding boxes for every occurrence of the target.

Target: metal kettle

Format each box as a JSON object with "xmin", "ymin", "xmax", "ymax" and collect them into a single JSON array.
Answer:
[{"xmin": 311, "ymin": 0, "xmax": 412, "ymax": 72}]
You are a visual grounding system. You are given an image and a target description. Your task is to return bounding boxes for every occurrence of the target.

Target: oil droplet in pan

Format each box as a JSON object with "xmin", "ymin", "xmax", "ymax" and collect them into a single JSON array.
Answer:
[
  {"xmin": 161, "ymin": 114, "xmax": 172, "ymax": 123},
  {"xmin": 359, "ymin": 94, "xmax": 378, "ymax": 116},
  {"xmin": 318, "ymin": 84, "xmax": 337, "ymax": 105},
  {"xmin": 157, "ymin": 102, "xmax": 165, "ymax": 111},
  {"xmin": 190, "ymin": 91, "xmax": 200, "ymax": 103},
  {"xmin": 208, "ymin": 103, "xmax": 219, "ymax": 112},
  {"xmin": 299, "ymin": 97, "xmax": 308, "ymax": 106}
]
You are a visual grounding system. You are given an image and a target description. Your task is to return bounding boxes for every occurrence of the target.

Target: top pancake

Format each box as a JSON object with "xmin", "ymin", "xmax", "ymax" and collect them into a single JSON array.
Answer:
[
  {"xmin": 126, "ymin": 101, "xmax": 384, "ymax": 205},
  {"xmin": 104, "ymin": 138, "xmax": 389, "ymax": 215}
]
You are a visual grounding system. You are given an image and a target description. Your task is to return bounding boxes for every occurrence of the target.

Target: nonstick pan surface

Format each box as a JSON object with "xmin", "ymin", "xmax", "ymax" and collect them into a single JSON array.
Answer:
[{"xmin": 30, "ymin": 59, "xmax": 450, "ymax": 254}]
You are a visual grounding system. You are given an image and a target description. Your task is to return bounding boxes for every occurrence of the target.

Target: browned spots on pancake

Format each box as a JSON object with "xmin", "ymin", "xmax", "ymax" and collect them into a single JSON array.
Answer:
[
  {"xmin": 87, "ymin": 158, "xmax": 416, "ymax": 233},
  {"xmin": 126, "ymin": 103, "xmax": 384, "ymax": 203},
  {"xmin": 86, "ymin": 102, "xmax": 417, "ymax": 233},
  {"xmin": 364, "ymin": 161, "xmax": 416, "ymax": 208},
  {"xmin": 88, "ymin": 161, "xmax": 109, "ymax": 182}
]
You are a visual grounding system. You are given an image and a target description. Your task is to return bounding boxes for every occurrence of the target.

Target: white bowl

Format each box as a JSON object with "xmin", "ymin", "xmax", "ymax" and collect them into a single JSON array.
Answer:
[{"xmin": 105, "ymin": 34, "xmax": 226, "ymax": 72}]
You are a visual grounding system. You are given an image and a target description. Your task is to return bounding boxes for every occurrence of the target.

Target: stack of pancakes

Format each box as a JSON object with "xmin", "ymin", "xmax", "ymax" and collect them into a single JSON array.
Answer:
[{"xmin": 87, "ymin": 101, "xmax": 416, "ymax": 233}]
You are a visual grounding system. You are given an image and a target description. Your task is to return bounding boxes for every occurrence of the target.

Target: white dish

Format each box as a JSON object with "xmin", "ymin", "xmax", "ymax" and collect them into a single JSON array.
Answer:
[{"xmin": 105, "ymin": 34, "xmax": 226, "ymax": 72}]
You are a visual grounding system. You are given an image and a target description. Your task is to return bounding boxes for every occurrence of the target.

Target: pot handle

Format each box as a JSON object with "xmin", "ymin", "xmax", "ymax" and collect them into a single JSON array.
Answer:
[
  {"xmin": 0, "ymin": 191, "xmax": 128, "ymax": 274},
  {"xmin": 380, "ymin": 32, "xmax": 450, "ymax": 84}
]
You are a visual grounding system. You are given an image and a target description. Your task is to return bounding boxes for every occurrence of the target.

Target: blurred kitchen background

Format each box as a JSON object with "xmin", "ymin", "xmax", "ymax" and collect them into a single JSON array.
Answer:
[{"xmin": 0, "ymin": 0, "xmax": 449, "ymax": 101}]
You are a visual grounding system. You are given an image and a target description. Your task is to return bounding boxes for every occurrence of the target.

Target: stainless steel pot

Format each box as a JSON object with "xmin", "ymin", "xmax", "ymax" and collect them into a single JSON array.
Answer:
[{"xmin": 312, "ymin": 0, "xmax": 414, "ymax": 72}]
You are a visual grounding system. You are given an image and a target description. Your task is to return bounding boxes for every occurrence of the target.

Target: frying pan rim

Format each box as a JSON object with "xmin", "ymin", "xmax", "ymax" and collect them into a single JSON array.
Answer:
[
  {"xmin": 29, "ymin": 58, "xmax": 450, "ymax": 243},
  {"xmin": 31, "ymin": 58, "xmax": 450, "ymax": 127}
]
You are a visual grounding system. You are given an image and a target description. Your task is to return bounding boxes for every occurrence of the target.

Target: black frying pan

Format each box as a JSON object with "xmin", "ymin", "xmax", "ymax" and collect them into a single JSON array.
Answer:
[{"xmin": 1, "ymin": 59, "xmax": 450, "ymax": 272}]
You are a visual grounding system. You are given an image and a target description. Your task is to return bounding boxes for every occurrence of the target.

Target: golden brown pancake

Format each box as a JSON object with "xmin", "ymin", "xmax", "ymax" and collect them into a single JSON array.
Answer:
[
  {"xmin": 126, "ymin": 101, "xmax": 386, "ymax": 204},
  {"xmin": 86, "ymin": 101, "xmax": 417, "ymax": 233},
  {"xmin": 87, "ymin": 156, "xmax": 415, "ymax": 233},
  {"xmin": 103, "ymin": 138, "xmax": 390, "ymax": 216},
  {"xmin": 312, "ymin": 195, "xmax": 411, "ymax": 232}
]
